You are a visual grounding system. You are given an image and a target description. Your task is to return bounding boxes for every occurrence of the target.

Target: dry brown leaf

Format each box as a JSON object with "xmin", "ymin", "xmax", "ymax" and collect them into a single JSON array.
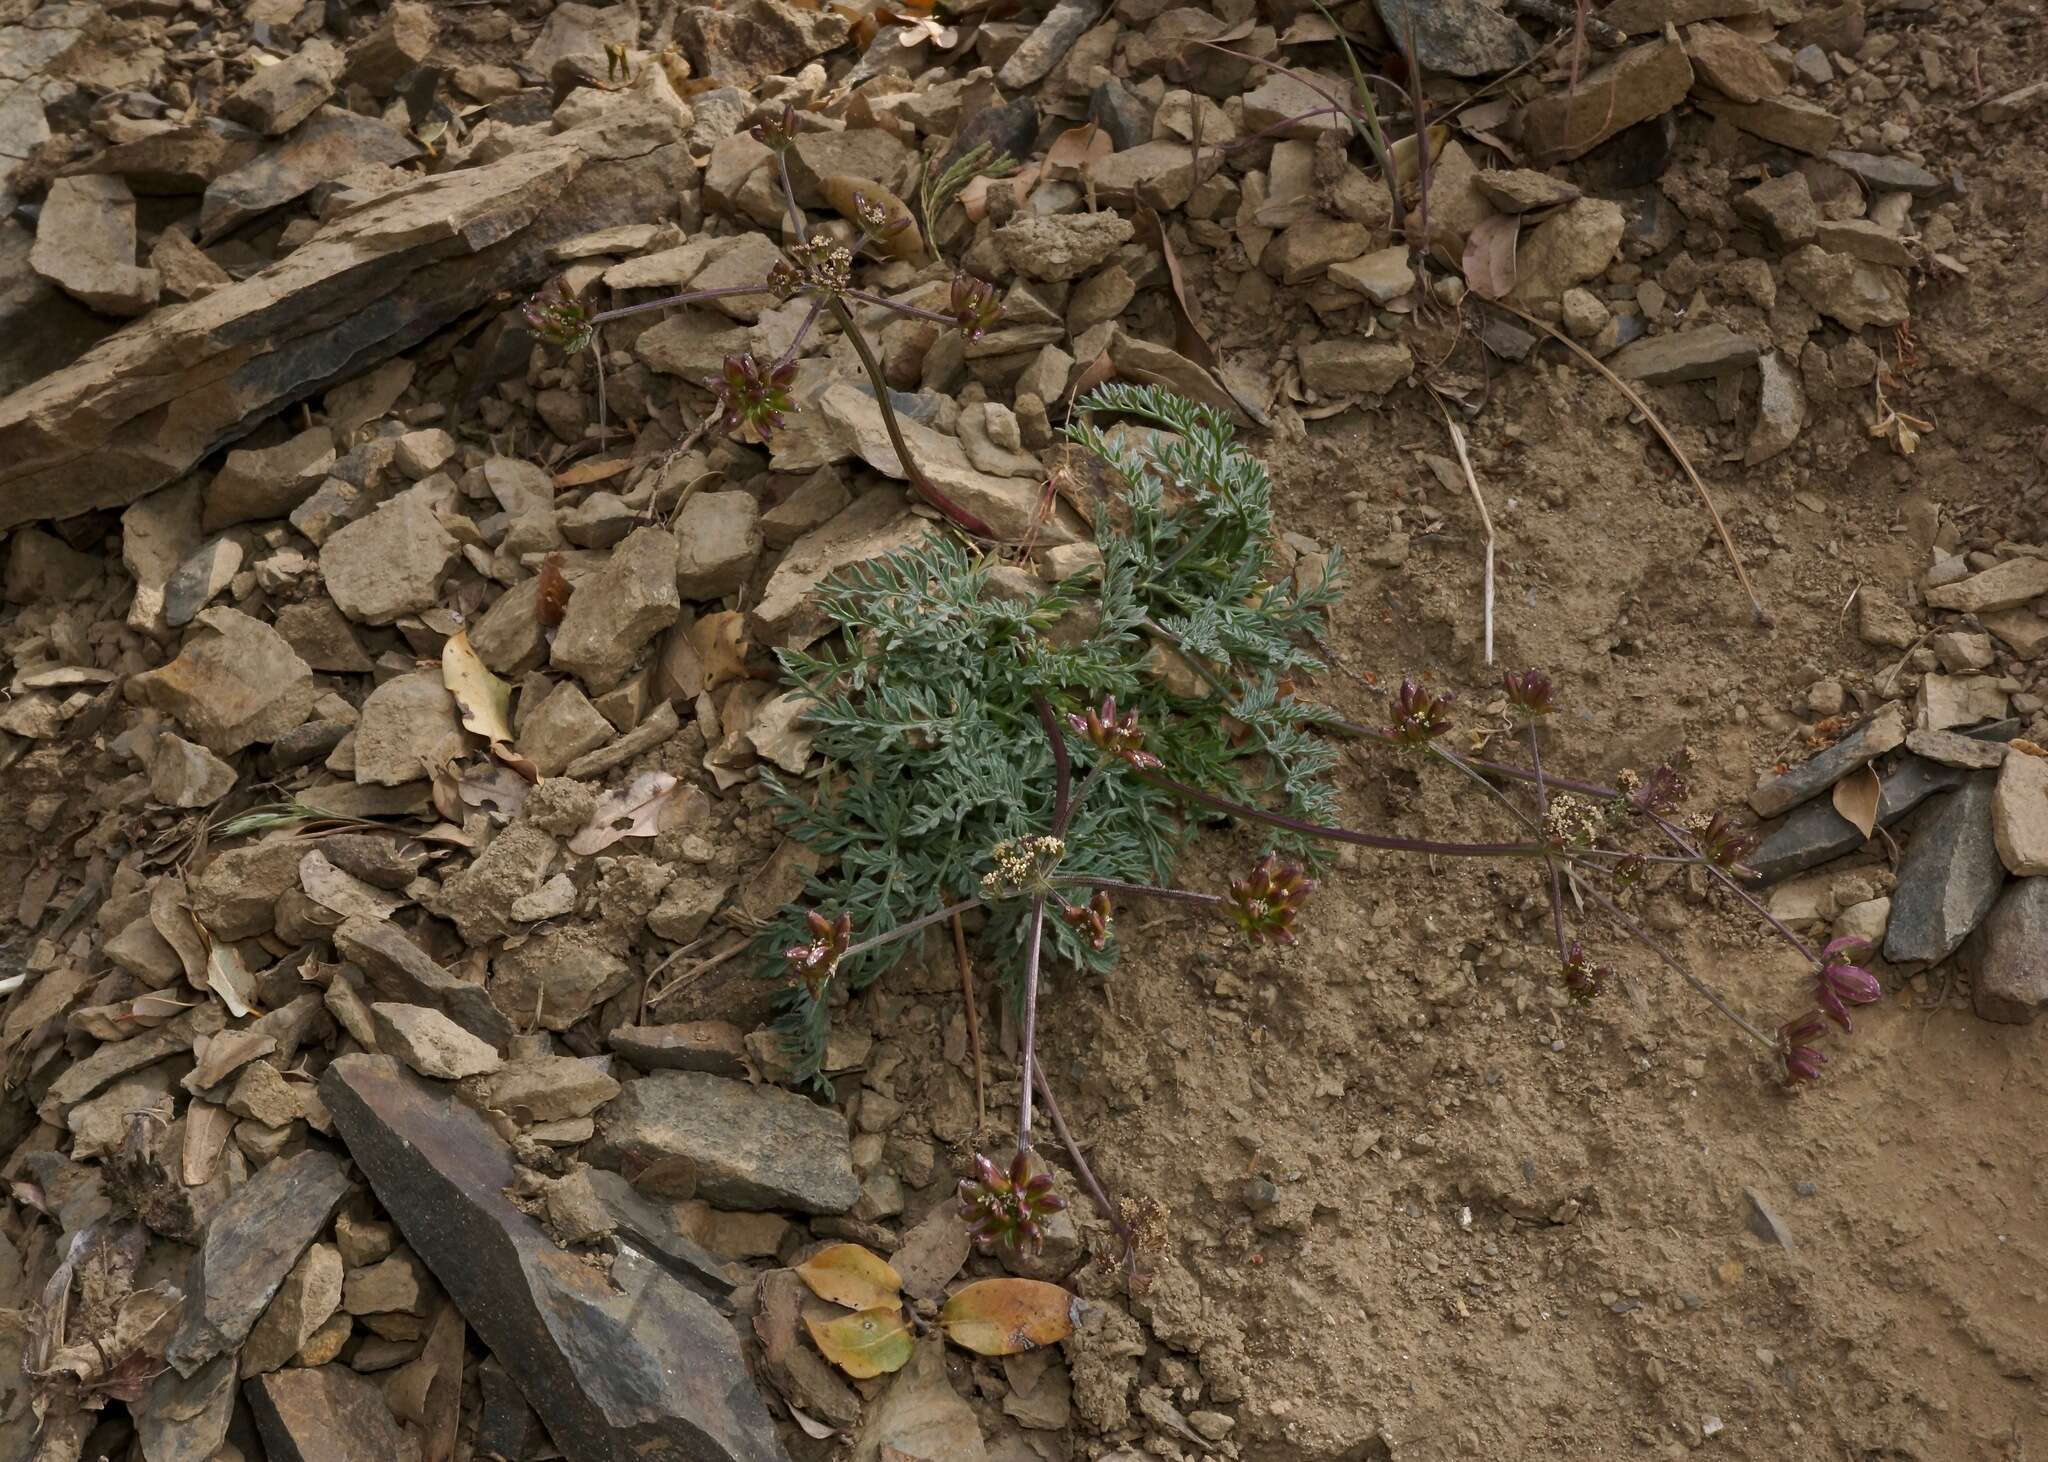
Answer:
[
  {"xmin": 569, "ymin": 771, "xmax": 683, "ymax": 855},
  {"xmin": 535, "ymin": 553, "xmax": 572, "ymax": 628},
  {"xmin": 1390, "ymin": 123, "xmax": 1452, "ymax": 198},
  {"xmin": 796, "ymin": 1244, "xmax": 903, "ymax": 1311},
  {"xmin": 442, "ymin": 631, "xmax": 516, "ymax": 744},
  {"xmin": 938, "ymin": 1278, "xmax": 1075, "ymax": 1356},
  {"xmin": 149, "ymin": 875, "xmax": 207, "ymax": 986},
  {"xmin": 819, "ymin": 174, "xmax": 926, "ymax": 261},
  {"xmin": 1832, "ymin": 764, "xmax": 1881, "ymax": 839},
  {"xmin": 551, "ymin": 457, "xmax": 633, "ymax": 488},
  {"xmin": 804, "ymin": 1306, "xmax": 913, "ymax": 1379},
  {"xmin": 690, "ymin": 611, "xmax": 755, "ymax": 693},
  {"xmin": 68, "ymin": 991, "xmax": 196, "ymax": 1044},
  {"xmin": 1134, "ymin": 208, "xmax": 1217, "ymax": 371},
  {"xmin": 1042, "ymin": 122, "xmax": 1112, "ymax": 191},
  {"xmin": 188, "ymin": 1027, "xmax": 276, "ymax": 1089},
  {"xmin": 183, "ymin": 1100, "xmax": 233, "ymax": 1186},
  {"xmin": 204, "ymin": 944, "xmax": 258, "ymax": 1018},
  {"xmin": 457, "ymin": 764, "xmax": 532, "ymax": 818},
  {"xmin": 1461, "ymin": 213, "xmax": 1519, "ymax": 299}
]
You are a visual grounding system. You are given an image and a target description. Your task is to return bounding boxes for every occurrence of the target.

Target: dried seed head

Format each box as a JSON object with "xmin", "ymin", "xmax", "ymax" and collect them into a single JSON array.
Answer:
[
  {"xmin": 749, "ymin": 103, "xmax": 798, "ymax": 152},
  {"xmin": 711, "ymin": 352, "xmax": 798, "ymax": 445},
  {"xmin": 1060, "ymin": 889, "xmax": 1114, "ymax": 950},
  {"xmin": 1066, "ymin": 695, "xmax": 1162, "ymax": 772},
  {"xmin": 1389, "ymin": 676, "xmax": 1454, "ymax": 747},
  {"xmin": 948, "ymin": 273, "xmax": 1003, "ymax": 340},
  {"xmin": 783, "ymin": 909, "xmax": 853, "ymax": 1001},
  {"xmin": 523, "ymin": 280, "xmax": 594, "ymax": 355},
  {"xmin": 1501, "ymin": 667, "xmax": 1555, "ymax": 717},
  {"xmin": 1559, "ymin": 942, "xmax": 1608, "ymax": 1003},
  {"xmin": 1226, "ymin": 852, "xmax": 1315, "ymax": 947}
]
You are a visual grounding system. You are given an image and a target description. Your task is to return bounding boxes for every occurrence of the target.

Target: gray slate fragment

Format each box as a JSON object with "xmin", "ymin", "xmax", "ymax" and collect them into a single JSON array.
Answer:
[
  {"xmin": 1905, "ymin": 728, "xmax": 2006, "ymax": 770},
  {"xmin": 321, "ymin": 1055, "xmax": 789, "ymax": 1462},
  {"xmin": 1966, "ymin": 877, "xmax": 2048, "ymax": 1023},
  {"xmin": 591, "ymin": 1071, "xmax": 858, "ymax": 1214},
  {"xmin": 1742, "ymin": 1187, "xmax": 1795, "ymax": 1250},
  {"xmin": 245, "ymin": 1364, "xmax": 411, "ymax": 1461},
  {"xmin": 1825, "ymin": 149, "xmax": 1943, "ymax": 196},
  {"xmin": 1747, "ymin": 754, "xmax": 1963, "ymax": 883},
  {"xmin": 134, "ymin": 1353, "xmax": 238, "ymax": 1462},
  {"xmin": 334, "ymin": 914, "xmax": 514, "ymax": 1050},
  {"xmin": 583, "ymin": 1169, "xmax": 742, "ymax": 1301},
  {"xmin": 166, "ymin": 1149, "xmax": 351, "ymax": 1375},
  {"xmin": 1607, "ymin": 323, "xmax": 1760, "ymax": 384},
  {"xmin": 1883, "ymin": 774, "xmax": 2007, "ymax": 969},
  {"xmin": 1375, "ymin": 0, "xmax": 1536, "ymax": 76},
  {"xmin": 1748, "ymin": 702, "xmax": 1906, "ymax": 817},
  {"xmin": 996, "ymin": 0, "xmax": 1105, "ymax": 88}
]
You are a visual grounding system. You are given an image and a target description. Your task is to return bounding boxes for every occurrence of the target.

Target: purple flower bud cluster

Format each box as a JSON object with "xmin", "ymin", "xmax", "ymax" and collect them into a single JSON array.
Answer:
[
  {"xmin": 1226, "ymin": 853, "xmax": 1315, "ymax": 947},
  {"xmin": 1067, "ymin": 696, "xmax": 1162, "ymax": 771},
  {"xmin": 959, "ymin": 1151, "xmax": 1066, "ymax": 1254},
  {"xmin": 1779, "ymin": 936, "xmax": 1881, "ymax": 1085},
  {"xmin": 783, "ymin": 909, "xmax": 852, "ymax": 1000}
]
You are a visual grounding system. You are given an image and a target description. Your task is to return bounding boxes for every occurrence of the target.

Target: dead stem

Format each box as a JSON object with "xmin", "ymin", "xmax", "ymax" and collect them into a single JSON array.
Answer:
[{"xmin": 951, "ymin": 913, "xmax": 987, "ymax": 1137}]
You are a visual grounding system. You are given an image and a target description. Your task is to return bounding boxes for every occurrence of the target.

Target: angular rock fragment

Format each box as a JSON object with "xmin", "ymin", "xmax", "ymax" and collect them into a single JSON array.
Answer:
[
  {"xmin": 29, "ymin": 174, "xmax": 160, "ymax": 317},
  {"xmin": 321, "ymin": 1055, "xmax": 788, "ymax": 1462},
  {"xmin": 131, "ymin": 608, "xmax": 317, "ymax": 755},
  {"xmin": 1750, "ymin": 703, "xmax": 1906, "ymax": 817},
  {"xmin": 1924, "ymin": 557, "xmax": 2048, "ymax": 613},
  {"xmin": 1967, "ymin": 877, "xmax": 2048, "ymax": 1023},
  {"xmin": 320, "ymin": 489, "xmax": 457, "ymax": 624},
  {"xmin": 1884, "ymin": 774, "xmax": 2006, "ymax": 968},
  {"xmin": 1375, "ymin": 0, "xmax": 1533, "ymax": 77},
  {"xmin": 592, "ymin": 1070, "xmax": 857, "ymax": 1213},
  {"xmin": 200, "ymin": 106, "xmax": 419, "ymax": 240},
  {"xmin": 1519, "ymin": 38, "xmax": 1692, "ymax": 162},
  {"xmin": 1608, "ymin": 323, "xmax": 1760, "ymax": 384},
  {"xmin": 166, "ymin": 1149, "xmax": 351, "ymax": 1374},
  {"xmin": 246, "ymin": 1364, "xmax": 412, "ymax": 1461},
  {"xmin": 335, "ymin": 915, "xmax": 514, "ymax": 1049},
  {"xmin": 1992, "ymin": 750, "xmax": 2048, "ymax": 877},
  {"xmin": 372, "ymin": 1003, "xmax": 504, "ymax": 1080},
  {"xmin": 222, "ymin": 38, "xmax": 343, "ymax": 136},
  {"xmin": 551, "ymin": 526, "xmax": 681, "ymax": 691}
]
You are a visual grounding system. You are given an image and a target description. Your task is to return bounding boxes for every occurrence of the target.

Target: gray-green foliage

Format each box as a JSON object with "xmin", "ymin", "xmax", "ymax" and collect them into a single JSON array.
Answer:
[{"xmin": 760, "ymin": 385, "xmax": 1343, "ymax": 1081}]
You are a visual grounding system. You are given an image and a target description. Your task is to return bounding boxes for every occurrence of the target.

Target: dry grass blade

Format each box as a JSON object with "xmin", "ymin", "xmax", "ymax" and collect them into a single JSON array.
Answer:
[
  {"xmin": 1501, "ymin": 304, "xmax": 1771, "ymax": 627},
  {"xmin": 951, "ymin": 913, "xmax": 986, "ymax": 1136},
  {"xmin": 1431, "ymin": 395, "xmax": 1495, "ymax": 664}
]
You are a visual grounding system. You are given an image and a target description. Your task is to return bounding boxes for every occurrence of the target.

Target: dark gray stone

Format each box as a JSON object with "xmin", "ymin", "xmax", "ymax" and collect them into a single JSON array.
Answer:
[
  {"xmin": 478, "ymin": 1355, "xmax": 552, "ymax": 1461},
  {"xmin": 1825, "ymin": 149, "xmax": 1943, "ymax": 196},
  {"xmin": 1375, "ymin": 0, "xmax": 1536, "ymax": 76},
  {"xmin": 334, "ymin": 915, "xmax": 514, "ymax": 1050},
  {"xmin": 134, "ymin": 1353, "xmax": 237, "ymax": 1462},
  {"xmin": 1609, "ymin": 322, "xmax": 1762, "ymax": 385},
  {"xmin": 1883, "ymin": 774, "xmax": 2007, "ymax": 969},
  {"xmin": 942, "ymin": 96, "xmax": 1038, "ymax": 173},
  {"xmin": 583, "ymin": 1169, "xmax": 742, "ymax": 1301},
  {"xmin": 590, "ymin": 1070, "xmax": 858, "ymax": 1214},
  {"xmin": 997, "ymin": 0, "xmax": 1107, "ymax": 88},
  {"xmin": 199, "ymin": 107, "xmax": 418, "ymax": 240},
  {"xmin": 1966, "ymin": 876, "xmax": 2048, "ymax": 1023},
  {"xmin": 1748, "ymin": 754, "xmax": 1964, "ymax": 884},
  {"xmin": 1743, "ymin": 1186, "xmax": 1795, "ymax": 1250},
  {"xmin": 1748, "ymin": 702, "xmax": 1906, "ymax": 817},
  {"xmin": 321, "ymin": 1055, "xmax": 789, "ymax": 1462},
  {"xmin": 165, "ymin": 1149, "xmax": 352, "ymax": 1375},
  {"xmin": 1086, "ymin": 78, "xmax": 1150, "ymax": 152}
]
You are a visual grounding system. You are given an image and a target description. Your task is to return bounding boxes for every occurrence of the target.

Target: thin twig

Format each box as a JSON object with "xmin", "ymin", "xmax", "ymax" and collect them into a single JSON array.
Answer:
[
  {"xmin": 1016, "ymin": 899, "xmax": 1047, "ymax": 1155},
  {"xmin": 1501, "ymin": 304, "xmax": 1771, "ymax": 627},
  {"xmin": 1585, "ymin": 887, "xmax": 1777, "ymax": 1049},
  {"xmin": 644, "ymin": 934, "xmax": 750, "ymax": 1010},
  {"xmin": 1032, "ymin": 1065, "xmax": 1132, "ymax": 1250},
  {"xmin": 952, "ymin": 914, "xmax": 987, "ymax": 1137}
]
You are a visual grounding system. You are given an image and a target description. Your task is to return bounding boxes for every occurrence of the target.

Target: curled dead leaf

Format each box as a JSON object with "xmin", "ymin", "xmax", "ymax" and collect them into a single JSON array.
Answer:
[
  {"xmin": 937, "ymin": 1278, "xmax": 1075, "ymax": 1356},
  {"xmin": 442, "ymin": 631, "xmax": 516, "ymax": 744},
  {"xmin": 535, "ymin": 554, "xmax": 572, "ymax": 629},
  {"xmin": 803, "ymin": 1305, "xmax": 913, "ymax": 1379},
  {"xmin": 1831, "ymin": 764, "xmax": 1881, "ymax": 839},
  {"xmin": 568, "ymin": 771, "xmax": 684, "ymax": 855},
  {"xmin": 1460, "ymin": 213, "xmax": 1519, "ymax": 300},
  {"xmin": 690, "ymin": 611, "xmax": 755, "ymax": 693},
  {"xmin": 795, "ymin": 1244, "xmax": 903, "ymax": 1311}
]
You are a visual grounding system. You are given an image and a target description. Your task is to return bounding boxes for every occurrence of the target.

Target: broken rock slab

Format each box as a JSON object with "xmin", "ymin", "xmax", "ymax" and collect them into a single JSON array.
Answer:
[
  {"xmin": 1967, "ymin": 877, "xmax": 2048, "ymax": 1023},
  {"xmin": 166, "ymin": 1149, "xmax": 352, "ymax": 1375},
  {"xmin": 592, "ymin": 1070, "xmax": 858, "ymax": 1214},
  {"xmin": 334, "ymin": 914, "xmax": 514, "ymax": 1050},
  {"xmin": 1924, "ymin": 556, "xmax": 2048, "ymax": 614},
  {"xmin": 0, "ymin": 108, "xmax": 692, "ymax": 530},
  {"xmin": 1607, "ymin": 323, "xmax": 1760, "ymax": 384},
  {"xmin": 246, "ymin": 1364, "xmax": 412, "ymax": 1461},
  {"xmin": 322, "ymin": 1055, "xmax": 789, "ymax": 1462},
  {"xmin": 1518, "ymin": 37, "xmax": 1693, "ymax": 162},
  {"xmin": 1749, "ymin": 702, "xmax": 1906, "ymax": 818},
  {"xmin": 1883, "ymin": 773, "xmax": 2006, "ymax": 969},
  {"xmin": 29, "ymin": 174, "xmax": 160, "ymax": 317},
  {"xmin": 1374, "ymin": 0, "xmax": 1534, "ymax": 77},
  {"xmin": 1992, "ymin": 750, "xmax": 2048, "ymax": 877}
]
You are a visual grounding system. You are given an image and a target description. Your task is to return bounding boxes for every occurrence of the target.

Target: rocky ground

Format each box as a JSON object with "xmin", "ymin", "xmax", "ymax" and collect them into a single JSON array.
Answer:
[{"xmin": 2, "ymin": 0, "xmax": 2047, "ymax": 1457}]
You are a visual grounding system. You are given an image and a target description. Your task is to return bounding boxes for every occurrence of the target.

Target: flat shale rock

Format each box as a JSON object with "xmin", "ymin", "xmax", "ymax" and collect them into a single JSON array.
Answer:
[
  {"xmin": 592, "ymin": 1070, "xmax": 858, "ymax": 1214},
  {"xmin": 245, "ymin": 1364, "xmax": 412, "ymax": 1462},
  {"xmin": 1749, "ymin": 702, "xmax": 1906, "ymax": 817},
  {"xmin": 322, "ymin": 1055, "xmax": 789, "ymax": 1462},
  {"xmin": 334, "ymin": 914, "xmax": 514, "ymax": 1050},
  {"xmin": 166, "ymin": 1148, "xmax": 352, "ymax": 1375},
  {"xmin": 0, "ymin": 111, "xmax": 689, "ymax": 530},
  {"xmin": 1518, "ymin": 37, "xmax": 1692, "ymax": 162},
  {"xmin": 29, "ymin": 174, "xmax": 160, "ymax": 316},
  {"xmin": 1884, "ymin": 774, "xmax": 2006, "ymax": 969},
  {"xmin": 1374, "ymin": 0, "xmax": 1534, "ymax": 77}
]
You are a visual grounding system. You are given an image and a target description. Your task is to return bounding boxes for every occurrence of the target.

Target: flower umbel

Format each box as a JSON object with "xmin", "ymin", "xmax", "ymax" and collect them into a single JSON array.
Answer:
[
  {"xmin": 1778, "ymin": 1010, "xmax": 1829, "ymax": 1085},
  {"xmin": 1559, "ymin": 942, "xmax": 1609, "ymax": 1003},
  {"xmin": 1066, "ymin": 696, "xmax": 1162, "ymax": 771},
  {"xmin": 853, "ymin": 190, "xmax": 907, "ymax": 238},
  {"xmin": 1389, "ymin": 677, "xmax": 1454, "ymax": 747},
  {"xmin": 1226, "ymin": 853, "xmax": 1315, "ymax": 946},
  {"xmin": 948, "ymin": 273, "xmax": 1003, "ymax": 341},
  {"xmin": 784, "ymin": 910, "xmax": 852, "ymax": 1000},
  {"xmin": 1812, "ymin": 935, "xmax": 1881, "ymax": 1030},
  {"xmin": 981, "ymin": 836, "xmax": 1067, "ymax": 899},
  {"xmin": 522, "ymin": 281, "xmax": 594, "ymax": 355},
  {"xmin": 1690, "ymin": 810, "xmax": 1757, "ymax": 874},
  {"xmin": 1501, "ymin": 667, "xmax": 1555, "ymax": 717},
  {"xmin": 768, "ymin": 235, "xmax": 853, "ymax": 301},
  {"xmin": 958, "ymin": 1151, "xmax": 1066, "ymax": 1254},
  {"xmin": 712, "ymin": 353, "xmax": 797, "ymax": 444},
  {"xmin": 749, "ymin": 103, "xmax": 798, "ymax": 152},
  {"xmin": 1060, "ymin": 890, "xmax": 1114, "ymax": 950}
]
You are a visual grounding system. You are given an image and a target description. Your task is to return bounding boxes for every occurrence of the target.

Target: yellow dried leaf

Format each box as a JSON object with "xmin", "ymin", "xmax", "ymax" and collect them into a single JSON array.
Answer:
[
  {"xmin": 803, "ymin": 1306, "xmax": 913, "ymax": 1379},
  {"xmin": 937, "ymin": 1278, "xmax": 1074, "ymax": 1356},
  {"xmin": 442, "ymin": 631, "xmax": 515, "ymax": 744},
  {"xmin": 819, "ymin": 175, "xmax": 926, "ymax": 262},
  {"xmin": 796, "ymin": 1244, "xmax": 903, "ymax": 1311}
]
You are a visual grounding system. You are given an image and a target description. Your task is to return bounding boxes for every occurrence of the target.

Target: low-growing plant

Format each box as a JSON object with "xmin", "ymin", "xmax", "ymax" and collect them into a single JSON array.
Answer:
[{"xmin": 760, "ymin": 389, "xmax": 1874, "ymax": 1272}]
